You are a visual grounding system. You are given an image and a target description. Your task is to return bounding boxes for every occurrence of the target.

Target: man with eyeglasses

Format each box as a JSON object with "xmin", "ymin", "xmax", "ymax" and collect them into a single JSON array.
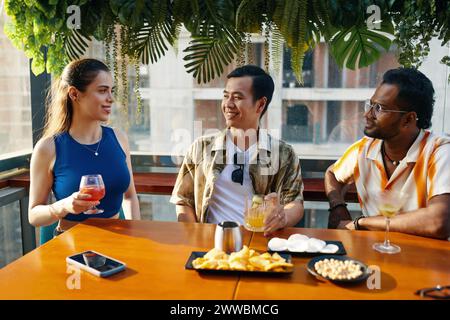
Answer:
[
  {"xmin": 325, "ymin": 68, "xmax": 450, "ymax": 240},
  {"xmin": 170, "ymin": 65, "xmax": 304, "ymax": 236}
]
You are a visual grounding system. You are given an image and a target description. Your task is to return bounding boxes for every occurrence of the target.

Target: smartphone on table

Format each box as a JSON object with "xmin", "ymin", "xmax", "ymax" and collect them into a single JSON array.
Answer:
[{"xmin": 66, "ymin": 250, "xmax": 126, "ymax": 277}]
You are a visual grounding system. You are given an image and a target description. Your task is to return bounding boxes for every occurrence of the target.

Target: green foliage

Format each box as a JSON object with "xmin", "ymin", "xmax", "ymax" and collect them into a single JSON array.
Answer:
[
  {"xmin": 3, "ymin": 0, "xmax": 450, "ymax": 85},
  {"xmin": 272, "ymin": 0, "xmax": 309, "ymax": 83},
  {"xmin": 184, "ymin": 26, "xmax": 241, "ymax": 83},
  {"xmin": 181, "ymin": 0, "xmax": 244, "ymax": 83},
  {"xmin": 391, "ymin": 0, "xmax": 450, "ymax": 76},
  {"xmin": 110, "ymin": 0, "xmax": 151, "ymax": 29},
  {"xmin": 236, "ymin": 0, "xmax": 272, "ymax": 33},
  {"xmin": 130, "ymin": 0, "xmax": 178, "ymax": 64},
  {"xmin": 4, "ymin": 0, "xmax": 74, "ymax": 74},
  {"xmin": 330, "ymin": 23, "xmax": 393, "ymax": 70}
]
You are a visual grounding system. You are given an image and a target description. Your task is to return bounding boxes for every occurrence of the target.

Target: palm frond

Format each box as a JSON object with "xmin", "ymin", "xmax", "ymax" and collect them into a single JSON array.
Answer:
[
  {"xmin": 184, "ymin": 25, "xmax": 242, "ymax": 83},
  {"xmin": 173, "ymin": 0, "xmax": 196, "ymax": 20},
  {"xmin": 132, "ymin": 22, "xmax": 171, "ymax": 64},
  {"xmin": 131, "ymin": 0, "xmax": 177, "ymax": 65},
  {"xmin": 171, "ymin": 23, "xmax": 183, "ymax": 56},
  {"xmin": 64, "ymin": 29, "xmax": 90, "ymax": 61}
]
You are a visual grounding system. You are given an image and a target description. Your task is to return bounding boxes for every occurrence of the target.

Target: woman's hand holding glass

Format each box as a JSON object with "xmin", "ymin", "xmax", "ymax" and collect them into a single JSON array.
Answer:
[
  {"xmin": 49, "ymin": 192, "xmax": 100, "ymax": 219},
  {"xmin": 53, "ymin": 174, "xmax": 104, "ymax": 218},
  {"xmin": 78, "ymin": 174, "xmax": 105, "ymax": 214},
  {"xmin": 59, "ymin": 192, "xmax": 101, "ymax": 217}
]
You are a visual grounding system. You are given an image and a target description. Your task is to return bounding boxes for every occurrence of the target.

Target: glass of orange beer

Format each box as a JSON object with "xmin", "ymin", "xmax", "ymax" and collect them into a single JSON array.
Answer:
[{"xmin": 244, "ymin": 194, "xmax": 272, "ymax": 232}]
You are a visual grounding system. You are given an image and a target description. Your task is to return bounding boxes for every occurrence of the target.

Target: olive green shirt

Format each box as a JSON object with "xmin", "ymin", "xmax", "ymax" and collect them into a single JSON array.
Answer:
[{"xmin": 170, "ymin": 129, "xmax": 304, "ymax": 222}]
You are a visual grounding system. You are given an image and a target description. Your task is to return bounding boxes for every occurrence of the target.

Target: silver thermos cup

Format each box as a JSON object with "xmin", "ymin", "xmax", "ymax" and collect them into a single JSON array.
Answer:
[{"xmin": 214, "ymin": 221, "xmax": 243, "ymax": 253}]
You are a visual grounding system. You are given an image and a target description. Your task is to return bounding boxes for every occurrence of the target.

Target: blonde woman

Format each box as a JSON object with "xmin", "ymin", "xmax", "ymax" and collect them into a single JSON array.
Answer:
[{"xmin": 29, "ymin": 58, "xmax": 140, "ymax": 241}]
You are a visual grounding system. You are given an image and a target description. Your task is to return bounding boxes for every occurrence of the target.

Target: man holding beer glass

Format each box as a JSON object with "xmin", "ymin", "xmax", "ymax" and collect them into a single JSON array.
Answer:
[{"xmin": 171, "ymin": 65, "xmax": 304, "ymax": 236}]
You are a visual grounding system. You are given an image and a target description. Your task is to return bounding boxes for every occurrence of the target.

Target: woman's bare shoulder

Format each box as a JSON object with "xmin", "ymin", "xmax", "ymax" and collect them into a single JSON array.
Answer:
[
  {"xmin": 33, "ymin": 136, "xmax": 56, "ymax": 159},
  {"xmin": 111, "ymin": 127, "xmax": 128, "ymax": 142}
]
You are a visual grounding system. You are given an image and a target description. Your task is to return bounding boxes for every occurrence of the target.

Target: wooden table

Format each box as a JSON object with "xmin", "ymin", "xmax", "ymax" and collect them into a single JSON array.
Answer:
[
  {"xmin": 0, "ymin": 220, "xmax": 252, "ymax": 300},
  {"xmin": 239, "ymin": 229, "xmax": 450, "ymax": 300},
  {"xmin": 0, "ymin": 220, "xmax": 448, "ymax": 300}
]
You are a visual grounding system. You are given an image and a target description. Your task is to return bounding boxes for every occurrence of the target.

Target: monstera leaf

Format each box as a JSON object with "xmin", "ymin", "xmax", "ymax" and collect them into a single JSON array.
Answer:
[{"xmin": 329, "ymin": 22, "xmax": 394, "ymax": 70}]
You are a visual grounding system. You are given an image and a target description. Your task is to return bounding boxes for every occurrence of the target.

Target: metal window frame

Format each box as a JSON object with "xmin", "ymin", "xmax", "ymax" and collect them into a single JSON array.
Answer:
[
  {"xmin": 30, "ymin": 49, "xmax": 51, "ymax": 147},
  {"xmin": 0, "ymin": 187, "xmax": 35, "ymax": 254}
]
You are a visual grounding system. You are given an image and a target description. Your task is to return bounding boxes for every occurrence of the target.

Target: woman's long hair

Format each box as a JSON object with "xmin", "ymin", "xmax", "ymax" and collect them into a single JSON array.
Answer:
[{"xmin": 42, "ymin": 59, "xmax": 110, "ymax": 139}]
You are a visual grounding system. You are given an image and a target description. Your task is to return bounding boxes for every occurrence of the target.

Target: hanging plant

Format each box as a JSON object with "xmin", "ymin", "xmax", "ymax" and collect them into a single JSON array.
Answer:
[
  {"xmin": 391, "ymin": 0, "xmax": 450, "ymax": 80},
  {"xmin": 3, "ymin": 0, "xmax": 449, "ymax": 105}
]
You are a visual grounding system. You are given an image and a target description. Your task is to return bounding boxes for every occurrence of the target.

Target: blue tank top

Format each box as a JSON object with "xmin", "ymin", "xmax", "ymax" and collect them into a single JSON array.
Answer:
[{"xmin": 52, "ymin": 126, "xmax": 130, "ymax": 221}]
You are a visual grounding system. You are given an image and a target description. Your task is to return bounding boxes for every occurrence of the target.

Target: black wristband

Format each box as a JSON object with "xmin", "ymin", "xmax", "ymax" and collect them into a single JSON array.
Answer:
[
  {"xmin": 328, "ymin": 203, "xmax": 347, "ymax": 212},
  {"xmin": 353, "ymin": 215, "xmax": 366, "ymax": 230}
]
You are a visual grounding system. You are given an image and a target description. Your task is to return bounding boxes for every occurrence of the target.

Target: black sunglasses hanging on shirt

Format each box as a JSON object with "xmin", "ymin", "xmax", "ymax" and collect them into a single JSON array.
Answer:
[{"xmin": 232, "ymin": 152, "xmax": 244, "ymax": 185}]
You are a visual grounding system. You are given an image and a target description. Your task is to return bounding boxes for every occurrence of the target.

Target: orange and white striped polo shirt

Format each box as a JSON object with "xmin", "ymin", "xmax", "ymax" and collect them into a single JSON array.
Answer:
[{"xmin": 332, "ymin": 130, "xmax": 450, "ymax": 216}]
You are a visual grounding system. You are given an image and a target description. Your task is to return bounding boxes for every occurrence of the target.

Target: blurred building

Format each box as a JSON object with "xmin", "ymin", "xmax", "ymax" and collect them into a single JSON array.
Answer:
[{"xmin": 0, "ymin": 13, "xmax": 32, "ymax": 157}]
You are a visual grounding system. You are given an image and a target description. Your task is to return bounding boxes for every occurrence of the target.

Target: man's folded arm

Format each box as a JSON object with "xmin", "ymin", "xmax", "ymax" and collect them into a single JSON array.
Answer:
[{"xmin": 359, "ymin": 194, "xmax": 450, "ymax": 240}]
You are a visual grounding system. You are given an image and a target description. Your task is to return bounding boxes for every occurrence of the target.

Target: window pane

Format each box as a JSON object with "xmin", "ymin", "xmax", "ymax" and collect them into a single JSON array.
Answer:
[
  {"xmin": 138, "ymin": 194, "xmax": 176, "ymax": 222},
  {"xmin": 282, "ymin": 44, "xmax": 400, "ymax": 89},
  {"xmin": 0, "ymin": 12, "xmax": 32, "ymax": 157},
  {"xmin": 304, "ymin": 202, "xmax": 361, "ymax": 228},
  {"xmin": 282, "ymin": 100, "xmax": 366, "ymax": 157},
  {"xmin": 283, "ymin": 49, "xmax": 314, "ymax": 88},
  {"xmin": 194, "ymin": 100, "xmax": 224, "ymax": 130}
]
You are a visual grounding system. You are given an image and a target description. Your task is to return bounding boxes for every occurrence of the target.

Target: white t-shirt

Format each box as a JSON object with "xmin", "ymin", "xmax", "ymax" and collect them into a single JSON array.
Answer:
[{"xmin": 207, "ymin": 136, "xmax": 256, "ymax": 225}]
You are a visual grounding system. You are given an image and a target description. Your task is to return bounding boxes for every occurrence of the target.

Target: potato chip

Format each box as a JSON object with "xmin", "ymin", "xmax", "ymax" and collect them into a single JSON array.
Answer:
[
  {"xmin": 230, "ymin": 260, "xmax": 247, "ymax": 271},
  {"xmin": 249, "ymin": 256, "xmax": 271, "ymax": 270},
  {"xmin": 249, "ymin": 249, "xmax": 259, "ymax": 258},
  {"xmin": 198, "ymin": 259, "xmax": 218, "ymax": 269},
  {"xmin": 271, "ymin": 252, "xmax": 285, "ymax": 262},
  {"xmin": 246, "ymin": 264, "xmax": 257, "ymax": 271},
  {"xmin": 229, "ymin": 252, "xmax": 245, "ymax": 263},
  {"xmin": 260, "ymin": 252, "xmax": 272, "ymax": 260},
  {"xmin": 204, "ymin": 248, "xmax": 227, "ymax": 260},
  {"xmin": 264, "ymin": 261, "xmax": 294, "ymax": 271},
  {"xmin": 216, "ymin": 260, "xmax": 230, "ymax": 270},
  {"xmin": 192, "ymin": 257, "xmax": 207, "ymax": 269},
  {"xmin": 272, "ymin": 267, "xmax": 285, "ymax": 272}
]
